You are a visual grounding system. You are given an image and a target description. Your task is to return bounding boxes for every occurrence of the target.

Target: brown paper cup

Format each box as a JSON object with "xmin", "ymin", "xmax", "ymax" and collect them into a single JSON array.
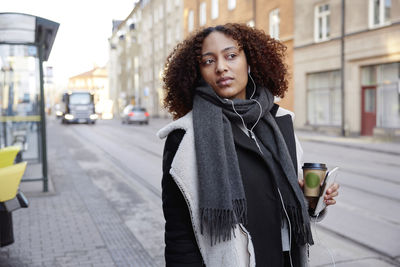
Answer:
[
  {"xmin": 303, "ymin": 169, "xmax": 326, "ymax": 197},
  {"xmin": 302, "ymin": 163, "xmax": 327, "ymax": 210}
]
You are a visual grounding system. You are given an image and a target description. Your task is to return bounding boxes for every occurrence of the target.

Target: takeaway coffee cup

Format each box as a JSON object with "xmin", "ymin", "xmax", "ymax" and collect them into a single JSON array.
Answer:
[{"xmin": 302, "ymin": 163, "xmax": 327, "ymax": 210}]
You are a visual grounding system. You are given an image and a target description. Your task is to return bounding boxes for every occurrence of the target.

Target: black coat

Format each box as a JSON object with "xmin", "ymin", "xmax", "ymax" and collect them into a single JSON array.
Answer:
[{"xmin": 162, "ymin": 104, "xmax": 299, "ymax": 267}]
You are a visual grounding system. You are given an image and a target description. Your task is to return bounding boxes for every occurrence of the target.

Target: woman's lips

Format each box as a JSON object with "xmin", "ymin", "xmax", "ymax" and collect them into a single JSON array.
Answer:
[{"xmin": 217, "ymin": 77, "xmax": 233, "ymax": 87}]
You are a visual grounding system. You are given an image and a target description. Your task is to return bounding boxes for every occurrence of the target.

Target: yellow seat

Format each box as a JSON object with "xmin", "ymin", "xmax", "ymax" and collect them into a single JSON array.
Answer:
[
  {"xmin": 0, "ymin": 146, "xmax": 21, "ymax": 168},
  {"xmin": 0, "ymin": 162, "xmax": 27, "ymax": 202}
]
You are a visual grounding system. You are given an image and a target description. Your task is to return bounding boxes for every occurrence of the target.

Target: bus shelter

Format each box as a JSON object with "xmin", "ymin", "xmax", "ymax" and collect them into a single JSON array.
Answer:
[{"xmin": 0, "ymin": 13, "xmax": 59, "ymax": 192}]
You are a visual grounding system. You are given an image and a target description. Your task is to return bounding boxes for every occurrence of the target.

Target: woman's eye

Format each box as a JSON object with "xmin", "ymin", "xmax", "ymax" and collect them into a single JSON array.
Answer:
[
  {"xmin": 227, "ymin": 53, "xmax": 237, "ymax": 59},
  {"xmin": 203, "ymin": 59, "xmax": 214, "ymax": 65}
]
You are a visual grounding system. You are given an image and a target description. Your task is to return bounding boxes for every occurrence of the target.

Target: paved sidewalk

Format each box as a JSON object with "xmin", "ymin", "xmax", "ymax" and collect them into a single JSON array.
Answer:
[
  {"xmin": 295, "ymin": 130, "xmax": 400, "ymax": 156},
  {"xmin": 0, "ymin": 123, "xmax": 157, "ymax": 266}
]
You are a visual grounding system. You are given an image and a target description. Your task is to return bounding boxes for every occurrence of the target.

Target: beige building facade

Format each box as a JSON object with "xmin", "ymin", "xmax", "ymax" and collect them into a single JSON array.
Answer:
[
  {"xmin": 183, "ymin": 0, "xmax": 296, "ymax": 112},
  {"xmin": 184, "ymin": 0, "xmax": 255, "ymax": 36},
  {"xmin": 109, "ymin": 7, "xmax": 143, "ymax": 117},
  {"xmin": 294, "ymin": 0, "xmax": 400, "ymax": 137},
  {"xmin": 108, "ymin": 0, "xmax": 184, "ymax": 118}
]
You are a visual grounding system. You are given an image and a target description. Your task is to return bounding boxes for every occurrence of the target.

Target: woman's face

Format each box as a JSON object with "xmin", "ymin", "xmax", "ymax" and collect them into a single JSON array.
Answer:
[{"xmin": 199, "ymin": 31, "xmax": 248, "ymax": 100}]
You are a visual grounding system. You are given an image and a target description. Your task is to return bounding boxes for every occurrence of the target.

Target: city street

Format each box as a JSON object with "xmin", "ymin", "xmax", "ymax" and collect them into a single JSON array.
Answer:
[
  {"xmin": 1, "ymin": 116, "xmax": 399, "ymax": 267},
  {"xmin": 1, "ymin": 1, "xmax": 400, "ymax": 267}
]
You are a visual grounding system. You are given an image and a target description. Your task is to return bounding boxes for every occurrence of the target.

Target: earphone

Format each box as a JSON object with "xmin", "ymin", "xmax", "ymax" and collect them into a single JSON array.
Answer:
[{"xmin": 222, "ymin": 67, "xmax": 263, "ymax": 140}]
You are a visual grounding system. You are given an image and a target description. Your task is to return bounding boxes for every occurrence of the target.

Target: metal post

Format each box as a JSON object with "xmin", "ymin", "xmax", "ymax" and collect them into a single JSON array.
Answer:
[
  {"xmin": 38, "ymin": 44, "xmax": 48, "ymax": 192},
  {"xmin": 151, "ymin": 0, "xmax": 157, "ymax": 117},
  {"xmin": 1, "ymin": 68, "xmax": 7, "ymax": 146},
  {"xmin": 340, "ymin": 0, "xmax": 346, "ymax": 136}
]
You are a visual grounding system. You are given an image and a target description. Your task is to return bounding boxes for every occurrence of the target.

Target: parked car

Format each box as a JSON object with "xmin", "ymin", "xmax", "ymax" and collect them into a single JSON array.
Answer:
[
  {"xmin": 121, "ymin": 105, "xmax": 149, "ymax": 125},
  {"xmin": 54, "ymin": 104, "xmax": 63, "ymax": 118}
]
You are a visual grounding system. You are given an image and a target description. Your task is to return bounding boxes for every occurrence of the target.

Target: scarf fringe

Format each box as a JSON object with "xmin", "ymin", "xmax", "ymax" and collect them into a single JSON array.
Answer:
[
  {"xmin": 200, "ymin": 199, "xmax": 247, "ymax": 246},
  {"xmin": 282, "ymin": 205, "xmax": 314, "ymax": 246}
]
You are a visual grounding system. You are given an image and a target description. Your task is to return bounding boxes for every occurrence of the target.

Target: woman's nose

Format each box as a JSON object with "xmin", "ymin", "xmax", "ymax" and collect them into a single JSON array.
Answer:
[{"xmin": 216, "ymin": 59, "xmax": 227, "ymax": 73}]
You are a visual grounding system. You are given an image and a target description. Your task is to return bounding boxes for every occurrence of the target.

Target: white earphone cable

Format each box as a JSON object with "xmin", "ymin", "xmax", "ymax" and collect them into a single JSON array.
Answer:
[
  {"xmin": 249, "ymin": 70, "xmax": 257, "ymax": 99},
  {"xmin": 314, "ymin": 213, "xmax": 336, "ymax": 267},
  {"xmin": 226, "ymin": 72, "xmax": 262, "ymax": 135}
]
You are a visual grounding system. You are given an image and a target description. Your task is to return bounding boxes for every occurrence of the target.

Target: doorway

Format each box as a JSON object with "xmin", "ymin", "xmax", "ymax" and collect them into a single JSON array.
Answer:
[{"xmin": 361, "ymin": 86, "xmax": 377, "ymax": 135}]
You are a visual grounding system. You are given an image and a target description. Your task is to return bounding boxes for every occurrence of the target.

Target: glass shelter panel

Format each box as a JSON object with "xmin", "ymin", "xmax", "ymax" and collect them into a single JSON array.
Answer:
[{"xmin": 0, "ymin": 44, "xmax": 43, "ymax": 179}]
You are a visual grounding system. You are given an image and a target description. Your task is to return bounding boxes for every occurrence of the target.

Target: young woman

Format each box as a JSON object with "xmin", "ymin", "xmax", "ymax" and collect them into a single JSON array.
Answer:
[{"xmin": 158, "ymin": 23, "xmax": 339, "ymax": 267}]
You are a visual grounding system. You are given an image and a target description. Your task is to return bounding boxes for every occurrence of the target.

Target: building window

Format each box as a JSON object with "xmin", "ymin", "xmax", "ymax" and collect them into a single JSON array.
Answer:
[
  {"xmin": 212, "ymin": 0, "xmax": 219, "ymax": 20},
  {"xmin": 314, "ymin": 4, "xmax": 330, "ymax": 42},
  {"xmin": 199, "ymin": 2, "xmax": 207, "ymax": 26},
  {"xmin": 154, "ymin": 7, "xmax": 158, "ymax": 22},
  {"xmin": 153, "ymin": 37, "xmax": 157, "ymax": 51},
  {"xmin": 362, "ymin": 62, "xmax": 400, "ymax": 128},
  {"xmin": 127, "ymin": 78, "xmax": 131, "ymax": 92},
  {"xmin": 228, "ymin": 0, "xmax": 236, "ymax": 10},
  {"xmin": 175, "ymin": 24, "xmax": 181, "ymax": 41},
  {"xmin": 167, "ymin": 28, "xmax": 172, "ymax": 45},
  {"xmin": 134, "ymin": 56, "xmax": 139, "ymax": 72},
  {"xmin": 159, "ymin": 5, "xmax": 164, "ymax": 20},
  {"xmin": 307, "ymin": 70, "xmax": 341, "ymax": 126},
  {"xmin": 134, "ymin": 73, "xmax": 139, "ymax": 92},
  {"xmin": 159, "ymin": 33, "xmax": 164, "ymax": 50},
  {"xmin": 167, "ymin": 1, "xmax": 172, "ymax": 13},
  {"xmin": 269, "ymin": 8, "xmax": 280, "ymax": 39},
  {"xmin": 369, "ymin": 0, "xmax": 391, "ymax": 28},
  {"xmin": 188, "ymin": 10, "xmax": 194, "ymax": 32}
]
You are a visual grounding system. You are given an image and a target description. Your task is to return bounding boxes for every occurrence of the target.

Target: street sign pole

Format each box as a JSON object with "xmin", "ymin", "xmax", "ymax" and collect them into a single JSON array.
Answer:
[{"xmin": 341, "ymin": 0, "xmax": 346, "ymax": 136}]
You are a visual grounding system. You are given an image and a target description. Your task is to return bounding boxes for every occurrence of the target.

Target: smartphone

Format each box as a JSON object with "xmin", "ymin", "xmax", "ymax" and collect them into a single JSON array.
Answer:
[{"xmin": 313, "ymin": 167, "xmax": 339, "ymax": 216}]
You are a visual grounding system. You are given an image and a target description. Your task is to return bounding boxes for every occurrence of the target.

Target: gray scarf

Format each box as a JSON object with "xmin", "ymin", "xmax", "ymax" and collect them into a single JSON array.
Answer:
[{"xmin": 193, "ymin": 84, "xmax": 313, "ymax": 246}]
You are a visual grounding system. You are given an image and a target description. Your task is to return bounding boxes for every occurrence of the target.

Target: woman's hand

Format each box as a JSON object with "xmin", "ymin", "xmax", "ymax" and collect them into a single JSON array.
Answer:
[
  {"xmin": 324, "ymin": 183, "xmax": 340, "ymax": 206},
  {"xmin": 298, "ymin": 180, "xmax": 340, "ymax": 206}
]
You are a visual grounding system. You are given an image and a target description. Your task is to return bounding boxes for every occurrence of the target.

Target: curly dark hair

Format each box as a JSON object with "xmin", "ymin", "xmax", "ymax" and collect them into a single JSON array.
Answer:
[{"xmin": 163, "ymin": 23, "xmax": 288, "ymax": 119}]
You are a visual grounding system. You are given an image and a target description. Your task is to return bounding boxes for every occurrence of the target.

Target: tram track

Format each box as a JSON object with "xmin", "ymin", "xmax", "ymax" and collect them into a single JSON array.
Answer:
[
  {"xmin": 68, "ymin": 124, "xmax": 162, "ymax": 199},
  {"xmin": 75, "ymin": 121, "xmax": 400, "ymax": 204},
  {"xmin": 69, "ymin": 121, "xmax": 400, "ymax": 203},
  {"xmin": 317, "ymin": 224, "xmax": 400, "ymax": 265},
  {"xmin": 89, "ymin": 121, "xmax": 163, "ymax": 158}
]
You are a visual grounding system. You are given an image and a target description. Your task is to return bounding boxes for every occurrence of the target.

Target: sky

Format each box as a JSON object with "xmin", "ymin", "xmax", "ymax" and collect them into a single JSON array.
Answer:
[{"xmin": 1, "ymin": 0, "xmax": 135, "ymax": 86}]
